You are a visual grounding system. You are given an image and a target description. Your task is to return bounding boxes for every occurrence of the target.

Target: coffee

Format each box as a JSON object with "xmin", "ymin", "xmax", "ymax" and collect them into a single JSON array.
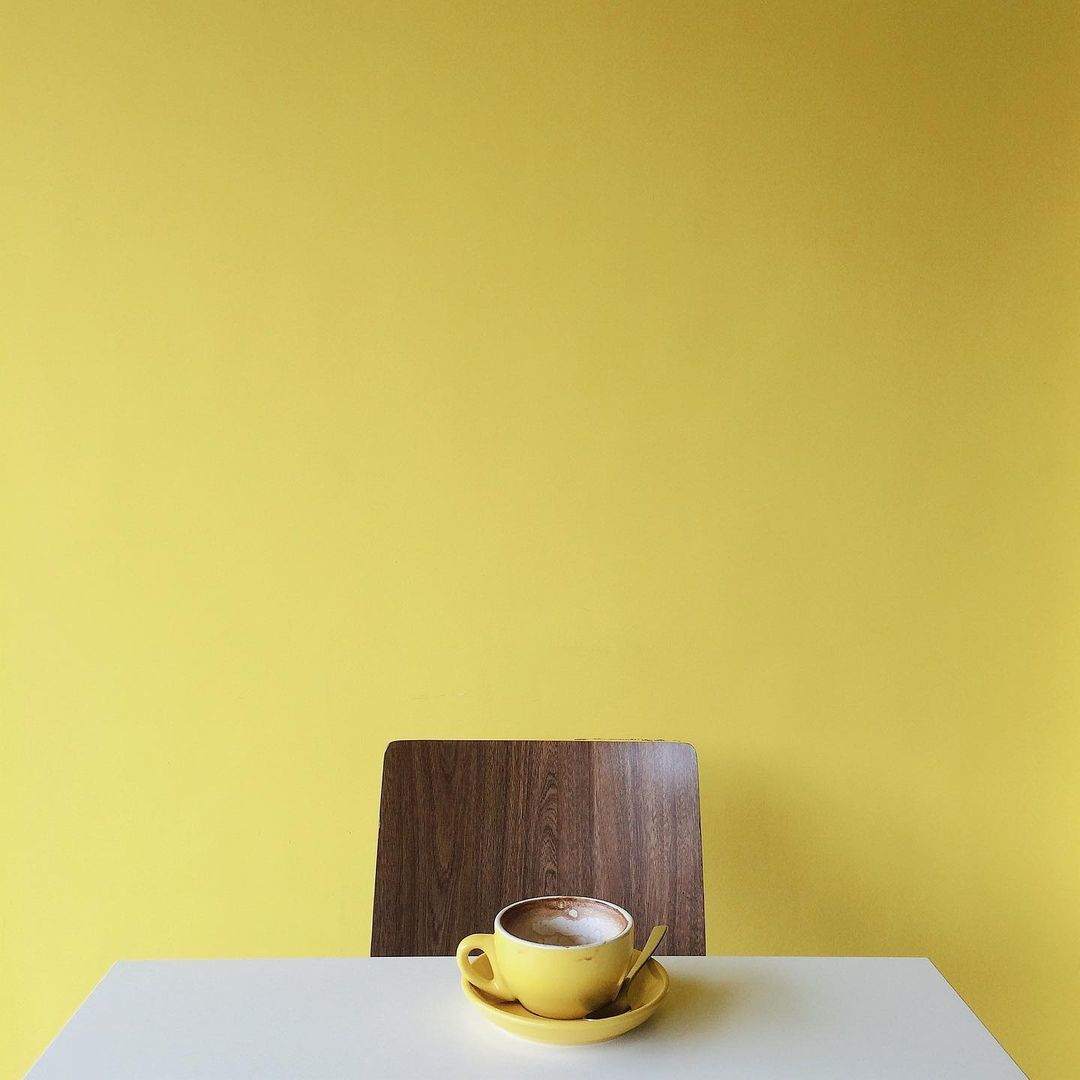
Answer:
[{"xmin": 500, "ymin": 896, "xmax": 629, "ymax": 948}]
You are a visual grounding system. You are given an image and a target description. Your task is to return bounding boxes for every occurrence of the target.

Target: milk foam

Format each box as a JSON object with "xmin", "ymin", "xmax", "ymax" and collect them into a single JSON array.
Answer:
[
  {"xmin": 501, "ymin": 897, "xmax": 628, "ymax": 947},
  {"xmin": 518, "ymin": 910, "xmax": 620, "ymax": 947}
]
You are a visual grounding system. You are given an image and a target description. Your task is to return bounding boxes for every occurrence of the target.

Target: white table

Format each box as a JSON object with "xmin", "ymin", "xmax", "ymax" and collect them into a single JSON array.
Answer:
[{"xmin": 26, "ymin": 957, "xmax": 1024, "ymax": 1078}]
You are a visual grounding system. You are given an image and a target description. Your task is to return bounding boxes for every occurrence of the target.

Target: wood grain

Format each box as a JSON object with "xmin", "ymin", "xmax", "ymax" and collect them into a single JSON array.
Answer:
[{"xmin": 371, "ymin": 741, "xmax": 705, "ymax": 956}]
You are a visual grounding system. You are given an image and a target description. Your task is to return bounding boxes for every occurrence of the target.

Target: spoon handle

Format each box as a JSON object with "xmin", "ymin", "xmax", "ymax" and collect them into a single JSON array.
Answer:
[{"xmin": 625, "ymin": 924, "xmax": 668, "ymax": 986}]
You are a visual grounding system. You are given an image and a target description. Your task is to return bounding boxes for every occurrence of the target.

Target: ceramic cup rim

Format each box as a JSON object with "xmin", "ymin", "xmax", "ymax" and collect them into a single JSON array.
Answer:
[{"xmin": 494, "ymin": 895, "xmax": 634, "ymax": 951}]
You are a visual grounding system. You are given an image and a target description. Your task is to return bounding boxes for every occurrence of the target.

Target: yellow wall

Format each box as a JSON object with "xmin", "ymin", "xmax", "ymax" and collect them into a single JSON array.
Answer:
[{"xmin": 3, "ymin": 2, "xmax": 1078, "ymax": 1076}]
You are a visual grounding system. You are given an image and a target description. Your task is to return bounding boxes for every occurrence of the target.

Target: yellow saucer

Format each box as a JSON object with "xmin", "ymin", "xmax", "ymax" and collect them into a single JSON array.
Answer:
[{"xmin": 461, "ymin": 950, "xmax": 670, "ymax": 1045}]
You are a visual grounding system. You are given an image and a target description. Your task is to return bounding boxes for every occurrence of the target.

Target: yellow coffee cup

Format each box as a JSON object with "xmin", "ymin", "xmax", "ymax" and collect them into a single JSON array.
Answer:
[{"xmin": 456, "ymin": 895, "xmax": 634, "ymax": 1019}]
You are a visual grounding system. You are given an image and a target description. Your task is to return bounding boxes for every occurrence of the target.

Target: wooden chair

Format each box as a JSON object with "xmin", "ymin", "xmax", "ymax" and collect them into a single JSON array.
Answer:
[{"xmin": 371, "ymin": 740, "xmax": 705, "ymax": 956}]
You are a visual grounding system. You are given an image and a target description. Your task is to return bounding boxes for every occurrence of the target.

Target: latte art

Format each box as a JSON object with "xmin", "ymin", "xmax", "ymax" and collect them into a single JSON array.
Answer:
[{"xmin": 500, "ymin": 896, "xmax": 629, "ymax": 947}]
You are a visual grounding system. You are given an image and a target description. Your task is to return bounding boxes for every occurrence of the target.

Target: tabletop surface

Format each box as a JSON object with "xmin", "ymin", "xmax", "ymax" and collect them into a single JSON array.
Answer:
[{"xmin": 26, "ymin": 956, "xmax": 1025, "ymax": 1079}]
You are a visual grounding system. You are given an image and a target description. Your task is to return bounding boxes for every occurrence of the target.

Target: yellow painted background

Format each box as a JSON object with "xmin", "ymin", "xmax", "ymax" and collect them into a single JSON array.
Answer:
[{"xmin": 3, "ymin": 2, "xmax": 1078, "ymax": 1076}]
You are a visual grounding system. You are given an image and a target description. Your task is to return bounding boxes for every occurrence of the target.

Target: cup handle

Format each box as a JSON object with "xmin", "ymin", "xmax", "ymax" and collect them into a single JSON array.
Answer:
[{"xmin": 456, "ymin": 933, "xmax": 512, "ymax": 1001}]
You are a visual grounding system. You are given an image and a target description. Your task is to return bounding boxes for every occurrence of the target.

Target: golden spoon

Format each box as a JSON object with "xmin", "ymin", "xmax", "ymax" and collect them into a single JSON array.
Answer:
[{"xmin": 585, "ymin": 924, "xmax": 668, "ymax": 1019}]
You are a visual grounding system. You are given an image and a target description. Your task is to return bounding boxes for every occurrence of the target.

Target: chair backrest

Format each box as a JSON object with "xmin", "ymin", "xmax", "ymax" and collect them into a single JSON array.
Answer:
[{"xmin": 371, "ymin": 740, "xmax": 705, "ymax": 956}]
